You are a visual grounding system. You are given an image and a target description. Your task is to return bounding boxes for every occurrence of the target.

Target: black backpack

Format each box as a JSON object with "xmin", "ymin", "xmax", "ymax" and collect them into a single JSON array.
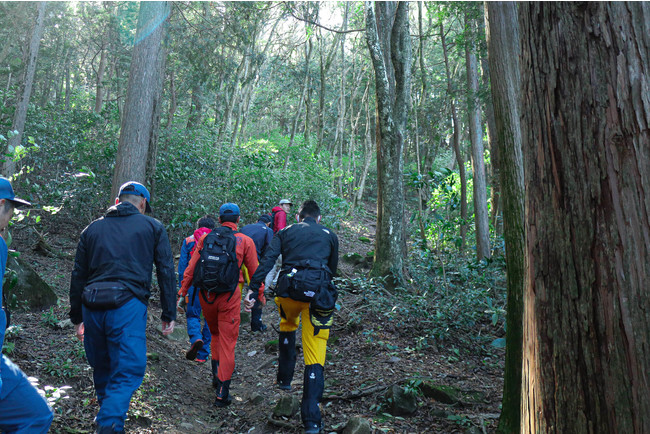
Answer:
[
  {"xmin": 193, "ymin": 227, "xmax": 240, "ymax": 301},
  {"xmin": 268, "ymin": 210, "xmax": 279, "ymax": 231}
]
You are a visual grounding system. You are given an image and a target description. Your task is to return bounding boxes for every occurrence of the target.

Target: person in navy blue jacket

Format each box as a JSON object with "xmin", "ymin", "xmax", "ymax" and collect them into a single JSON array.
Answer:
[
  {"xmin": 0, "ymin": 177, "xmax": 53, "ymax": 433},
  {"xmin": 177, "ymin": 215, "xmax": 215, "ymax": 362},
  {"xmin": 240, "ymin": 214, "xmax": 274, "ymax": 332},
  {"xmin": 69, "ymin": 181, "xmax": 177, "ymax": 434}
]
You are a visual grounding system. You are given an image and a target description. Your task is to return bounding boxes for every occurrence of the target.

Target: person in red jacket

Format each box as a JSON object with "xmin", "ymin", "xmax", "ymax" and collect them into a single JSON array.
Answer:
[
  {"xmin": 179, "ymin": 203, "xmax": 263, "ymax": 407},
  {"xmin": 271, "ymin": 198, "xmax": 292, "ymax": 234}
]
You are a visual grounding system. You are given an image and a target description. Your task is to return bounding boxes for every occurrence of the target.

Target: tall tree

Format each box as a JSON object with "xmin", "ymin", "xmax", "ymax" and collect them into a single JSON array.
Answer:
[
  {"xmin": 485, "ymin": 2, "xmax": 524, "ymax": 433},
  {"xmin": 519, "ymin": 3, "xmax": 650, "ymax": 431},
  {"xmin": 465, "ymin": 10, "xmax": 490, "ymax": 260},
  {"xmin": 111, "ymin": 1, "xmax": 169, "ymax": 199},
  {"xmin": 366, "ymin": 1, "xmax": 411, "ymax": 288},
  {"xmin": 440, "ymin": 20, "xmax": 468, "ymax": 253},
  {"xmin": 3, "ymin": 2, "xmax": 46, "ymax": 177}
]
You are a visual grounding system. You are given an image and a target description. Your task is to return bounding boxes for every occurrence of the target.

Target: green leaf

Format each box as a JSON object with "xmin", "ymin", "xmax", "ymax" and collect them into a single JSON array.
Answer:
[{"xmin": 491, "ymin": 338, "xmax": 506, "ymax": 348}]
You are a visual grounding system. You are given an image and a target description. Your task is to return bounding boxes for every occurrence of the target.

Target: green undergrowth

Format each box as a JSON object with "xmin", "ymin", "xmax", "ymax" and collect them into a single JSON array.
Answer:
[
  {"xmin": 338, "ymin": 248, "xmax": 507, "ymax": 355},
  {"xmin": 8, "ymin": 104, "xmax": 346, "ymax": 245}
]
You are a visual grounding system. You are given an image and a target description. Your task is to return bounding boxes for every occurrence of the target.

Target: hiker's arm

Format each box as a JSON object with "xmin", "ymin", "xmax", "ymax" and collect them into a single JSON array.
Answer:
[
  {"xmin": 69, "ymin": 233, "xmax": 89, "ymax": 326},
  {"xmin": 178, "ymin": 239, "xmax": 191, "ymax": 289},
  {"xmin": 328, "ymin": 232, "xmax": 339, "ymax": 276},
  {"xmin": 248, "ymin": 234, "xmax": 281, "ymax": 297},
  {"xmin": 180, "ymin": 235, "xmax": 203, "ymax": 297},
  {"xmin": 154, "ymin": 225, "xmax": 177, "ymax": 324}
]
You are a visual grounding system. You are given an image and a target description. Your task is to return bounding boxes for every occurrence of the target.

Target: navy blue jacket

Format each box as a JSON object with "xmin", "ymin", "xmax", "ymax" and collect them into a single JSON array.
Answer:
[
  {"xmin": 69, "ymin": 202, "xmax": 177, "ymax": 324},
  {"xmin": 249, "ymin": 217, "xmax": 338, "ymax": 295},
  {"xmin": 240, "ymin": 222, "xmax": 273, "ymax": 260}
]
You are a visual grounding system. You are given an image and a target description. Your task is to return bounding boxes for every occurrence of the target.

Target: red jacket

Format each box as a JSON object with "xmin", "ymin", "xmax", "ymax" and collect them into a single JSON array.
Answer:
[
  {"xmin": 271, "ymin": 206, "xmax": 288, "ymax": 234},
  {"xmin": 179, "ymin": 221, "xmax": 264, "ymax": 301}
]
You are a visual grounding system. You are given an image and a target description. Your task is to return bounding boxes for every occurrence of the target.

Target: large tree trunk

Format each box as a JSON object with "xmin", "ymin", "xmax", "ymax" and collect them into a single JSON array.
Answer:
[
  {"xmin": 366, "ymin": 1, "xmax": 411, "ymax": 289},
  {"xmin": 485, "ymin": 2, "xmax": 524, "ymax": 433},
  {"xmin": 465, "ymin": 12, "xmax": 491, "ymax": 260},
  {"xmin": 441, "ymin": 22, "xmax": 468, "ymax": 253},
  {"xmin": 519, "ymin": 3, "xmax": 650, "ymax": 432},
  {"xmin": 111, "ymin": 2, "xmax": 169, "ymax": 200},
  {"xmin": 3, "ymin": 2, "xmax": 46, "ymax": 177}
]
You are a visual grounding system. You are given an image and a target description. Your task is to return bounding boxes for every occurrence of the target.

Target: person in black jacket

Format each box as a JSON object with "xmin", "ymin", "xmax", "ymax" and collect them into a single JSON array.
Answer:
[
  {"xmin": 240, "ymin": 214, "xmax": 273, "ymax": 332},
  {"xmin": 69, "ymin": 181, "xmax": 176, "ymax": 434},
  {"xmin": 245, "ymin": 200, "xmax": 338, "ymax": 434}
]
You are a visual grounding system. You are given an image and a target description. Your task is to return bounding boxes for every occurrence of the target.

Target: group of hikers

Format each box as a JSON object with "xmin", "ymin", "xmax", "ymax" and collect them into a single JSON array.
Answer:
[{"xmin": 0, "ymin": 178, "xmax": 339, "ymax": 434}]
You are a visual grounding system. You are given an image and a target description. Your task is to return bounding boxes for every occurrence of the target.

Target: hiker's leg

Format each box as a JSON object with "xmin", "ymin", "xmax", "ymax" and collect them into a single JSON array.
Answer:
[
  {"xmin": 215, "ymin": 285, "xmax": 242, "ymax": 382},
  {"xmin": 82, "ymin": 305, "xmax": 110, "ymax": 405},
  {"xmin": 95, "ymin": 298, "xmax": 147, "ymax": 432},
  {"xmin": 300, "ymin": 305, "xmax": 328, "ymax": 431},
  {"xmin": 200, "ymin": 291, "xmax": 221, "ymax": 364},
  {"xmin": 198, "ymin": 314, "xmax": 212, "ymax": 360},
  {"xmin": 301, "ymin": 302, "xmax": 329, "ymax": 367},
  {"xmin": 0, "ymin": 355, "xmax": 53, "ymax": 434},
  {"xmin": 275, "ymin": 297, "xmax": 301, "ymax": 389},
  {"xmin": 185, "ymin": 286, "xmax": 203, "ymax": 344}
]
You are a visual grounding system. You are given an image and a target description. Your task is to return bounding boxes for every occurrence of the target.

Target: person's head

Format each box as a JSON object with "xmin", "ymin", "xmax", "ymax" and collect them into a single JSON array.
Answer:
[
  {"xmin": 116, "ymin": 181, "xmax": 151, "ymax": 214},
  {"xmin": 298, "ymin": 200, "xmax": 321, "ymax": 222},
  {"xmin": 0, "ymin": 177, "xmax": 31, "ymax": 232},
  {"xmin": 197, "ymin": 215, "xmax": 216, "ymax": 230},
  {"xmin": 258, "ymin": 214, "xmax": 272, "ymax": 227},
  {"xmin": 279, "ymin": 198, "xmax": 292, "ymax": 213},
  {"xmin": 219, "ymin": 203, "xmax": 240, "ymax": 224}
]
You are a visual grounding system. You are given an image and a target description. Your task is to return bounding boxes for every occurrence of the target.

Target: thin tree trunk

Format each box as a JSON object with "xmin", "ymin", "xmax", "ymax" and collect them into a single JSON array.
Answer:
[
  {"xmin": 284, "ymin": 35, "xmax": 313, "ymax": 170},
  {"xmin": 315, "ymin": 31, "xmax": 341, "ymax": 156},
  {"xmin": 64, "ymin": 65, "xmax": 71, "ymax": 112},
  {"xmin": 166, "ymin": 68, "xmax": 176, "ymax": 128},
  {"xmin": 485, "ymin": 2, "xmax": 524, "ymax": 432},
  {"xmin": 217, "ymin": 56, "xmax": 246, "ymax": 145},
  {"xmin": 111, "ymin": 2, "xmax": 169, "ymax": 199},
  {"xmin": 519, "ymin": 3, "xmax": 650, "ymax": 432},
  {"xmin": 441, "ymin": 22, "xmax": 468, "ymax": 254},
  {"xmin": 481, "ymin": 50, "xmax": 500, "ymax": 234},
  {"xmin": 94, "ymin": 44, "xmax": 107, "ymax": 113},
  {"xmin": 465, "ymin": 12, "xmax": 491, "ymax": 260},
  {"xmin": 3, "ymin": 2, "xmax": 46, "ymax": 177}
]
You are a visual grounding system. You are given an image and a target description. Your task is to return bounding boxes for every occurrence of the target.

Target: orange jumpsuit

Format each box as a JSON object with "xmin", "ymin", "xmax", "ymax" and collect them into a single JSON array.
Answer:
[{"xmin": 179, "ymin": 221, "xmax": 264, "ymax": 382}]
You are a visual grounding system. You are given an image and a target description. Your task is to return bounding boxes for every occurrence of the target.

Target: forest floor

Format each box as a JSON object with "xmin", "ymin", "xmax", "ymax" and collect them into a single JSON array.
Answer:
[{"xmin": 6, "ymin": 201, "xmax": 504, "ymax": 433}]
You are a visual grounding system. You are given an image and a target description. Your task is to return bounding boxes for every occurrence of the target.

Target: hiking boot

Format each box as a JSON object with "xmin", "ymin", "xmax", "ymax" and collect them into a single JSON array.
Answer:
[
  {"xmin": 214, "ymin": 379, "xmax": 232, "ymax": 408},
  {"xmin": 195, "ymin": 358, "xmax": 207, "ymax": 363},
  {"xmin": 186, "ymin": 339, "xmax": 204, "ymax": 361},
  {"xmin": 303, "ymin": 422, "xmax": 322, "ymax": 434},
  {"xmin": 97, "ymin": 424, "xmax": 124, "ymax": 434},
  {"xmin": 211, "ymin": 359, "xmax": 220, "ymax": 388},
  {"xmin": 251, "ymin": 322, "xmax": 267, "ymax": 332}
]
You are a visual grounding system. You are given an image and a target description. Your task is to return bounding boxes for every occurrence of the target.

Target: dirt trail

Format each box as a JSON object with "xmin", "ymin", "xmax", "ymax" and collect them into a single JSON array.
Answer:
[{"xmin": 7, "ymin": 204, "xmax": 503, "ymax": 433}]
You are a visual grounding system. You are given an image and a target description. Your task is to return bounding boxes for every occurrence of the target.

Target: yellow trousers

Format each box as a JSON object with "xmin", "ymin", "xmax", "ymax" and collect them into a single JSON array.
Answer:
[{"xmin": 275, "ymin": 296, "xmax": 329, "ymax": 366}]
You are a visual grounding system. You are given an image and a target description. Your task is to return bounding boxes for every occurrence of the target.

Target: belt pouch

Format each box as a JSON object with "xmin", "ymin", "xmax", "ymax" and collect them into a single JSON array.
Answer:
[{"xmin": 82, "ymin": 282, "xmax": 133, "ymax": 310}]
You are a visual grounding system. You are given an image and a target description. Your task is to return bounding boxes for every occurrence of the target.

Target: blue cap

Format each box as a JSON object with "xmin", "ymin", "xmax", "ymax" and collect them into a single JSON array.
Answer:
[
  {"xmin": 118, "ymin": 181, "xmax": 152, "ymax": 213},
  {"xmin": 258, "ymin": 214, "xmax": 272, "ymax": 224},
  {"xmin": 219, "ymin": 203, "xmax": 240, "ymax": 217},
  {"xmin": 0, "ymin": 177, "xmax": 31, "ymax": 208}
]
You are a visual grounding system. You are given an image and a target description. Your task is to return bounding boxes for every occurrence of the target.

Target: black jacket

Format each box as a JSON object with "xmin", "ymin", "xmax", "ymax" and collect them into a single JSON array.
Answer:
[
  {"xmin": 69, "ymin": 202, "xmax": 177, "ymax": 324},
  {"xmin": 249, "ymin": 217, "xmax": 338, "ymax": 295}
]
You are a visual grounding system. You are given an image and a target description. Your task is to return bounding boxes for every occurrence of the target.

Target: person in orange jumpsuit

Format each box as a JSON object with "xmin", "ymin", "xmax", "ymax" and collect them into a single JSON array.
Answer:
[{"xmin": 179, "ymin": 203, "xmax": 263, "ymax": 407}]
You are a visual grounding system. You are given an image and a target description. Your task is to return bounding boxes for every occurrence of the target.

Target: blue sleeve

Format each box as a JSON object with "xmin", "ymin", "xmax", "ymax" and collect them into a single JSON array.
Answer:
[
  {"xmin": 69, "ymin": 232, "xmax": 89, "ymax": 325},
  {"xmin": 0, "ymin": 236, "xmax": 7, "ymax": 360},
  {"xmin": 154, "ymin": 225, "xmax": 177, "ymax": 323},
  {"xmin": 178, "ymin": 239, "xmax": 193, "ymax": 289}
]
